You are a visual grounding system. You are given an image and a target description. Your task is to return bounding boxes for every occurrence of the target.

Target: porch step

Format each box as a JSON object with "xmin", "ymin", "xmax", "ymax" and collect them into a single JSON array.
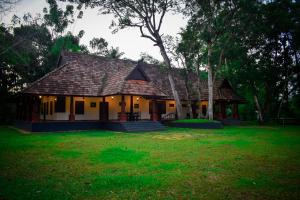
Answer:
[{"xmin": 105, "ymin": 121, "xmax": 166, "ymax": 132}]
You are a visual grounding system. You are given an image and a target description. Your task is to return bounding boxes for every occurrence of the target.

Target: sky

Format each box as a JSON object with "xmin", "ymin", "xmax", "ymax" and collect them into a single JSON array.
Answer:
[{"xmin": 1, "ymin": 0, "xmax": 188, "ymax": 61}]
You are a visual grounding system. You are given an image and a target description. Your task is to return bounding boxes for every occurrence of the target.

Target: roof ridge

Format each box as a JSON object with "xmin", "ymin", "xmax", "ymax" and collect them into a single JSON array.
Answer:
[{"xmin": 22, "ymin": 61, "xmax": 77, "ymax": 93}]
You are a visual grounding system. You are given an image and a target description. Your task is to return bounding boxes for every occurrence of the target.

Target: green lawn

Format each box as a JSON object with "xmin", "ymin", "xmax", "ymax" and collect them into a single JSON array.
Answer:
[{"xmin": 0, "ymin": 126, "xmax": 300, "ymax": 200}]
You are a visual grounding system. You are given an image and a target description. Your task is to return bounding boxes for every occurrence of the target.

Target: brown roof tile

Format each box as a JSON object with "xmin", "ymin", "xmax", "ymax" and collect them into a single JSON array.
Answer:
[{"xmin": 23, "ymin": 51, "xmax": 245, "ymax": 102}]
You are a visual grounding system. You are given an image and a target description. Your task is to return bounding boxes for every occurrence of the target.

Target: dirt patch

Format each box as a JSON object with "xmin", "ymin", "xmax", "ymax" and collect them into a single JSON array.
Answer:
[{"xmin": 152, "ymin": 134, "xmax": 194, "ymax": 140}]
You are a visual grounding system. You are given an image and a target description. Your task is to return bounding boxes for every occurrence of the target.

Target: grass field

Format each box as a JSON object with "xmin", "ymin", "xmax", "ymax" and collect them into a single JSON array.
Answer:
[{"xmin": 0, "ymin": 125, "xmax": 300, "ymax": 200}]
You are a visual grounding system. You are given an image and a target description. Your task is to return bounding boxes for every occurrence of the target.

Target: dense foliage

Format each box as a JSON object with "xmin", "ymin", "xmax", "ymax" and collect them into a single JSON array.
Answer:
[
  {"xmin": 180, "ymin": 0, "xmax": 300, "ymax": 122},
  {"xmin": 0, "ymin": 0, "xmax": 299, "ymax": 123}
]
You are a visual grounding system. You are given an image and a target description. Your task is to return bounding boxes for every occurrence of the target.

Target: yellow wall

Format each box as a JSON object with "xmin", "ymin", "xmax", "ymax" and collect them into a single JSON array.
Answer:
[
  {"xmin": 74, "ymin": 97, "xmax": 99, "ymax": 120},
  {"xmin": 39, "ymin": 95, "xmax": 208, "ymax": 121},
  {"xmin": 40, "ymin": 96, "xmax": 70, "ymax": 120}
]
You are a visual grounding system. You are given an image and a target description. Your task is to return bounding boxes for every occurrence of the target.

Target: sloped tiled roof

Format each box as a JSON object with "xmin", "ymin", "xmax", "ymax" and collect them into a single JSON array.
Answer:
[{"xmin": 23, "ymin": 51, "xmax": 245, "ymax": 102}]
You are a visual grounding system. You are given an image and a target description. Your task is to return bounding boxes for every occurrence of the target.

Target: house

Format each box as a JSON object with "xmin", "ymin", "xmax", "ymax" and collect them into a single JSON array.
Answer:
[{"xmin": 16, "ymin": 51, "xmax": 245, "ymax": 131}]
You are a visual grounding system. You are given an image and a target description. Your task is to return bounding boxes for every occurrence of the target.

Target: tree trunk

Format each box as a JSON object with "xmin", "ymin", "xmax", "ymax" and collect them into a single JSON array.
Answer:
[
  {"xmin": 254, "ymin": 94, "xmax": 264, "ymax": 123},
  {"xmin": 183, "ymin": 67, "xmax": 193, "ymax": 119},
  {"xmin": 157, "ymin": 41, "xmax": 183, "ymax": 119},
  {"xmin": 263, "ymin": 82, "xmax": 271, "ymax": 122},
  {"xmin": 184, "ymin": 82, "xmax": 193, "ymax": 119},
  {"xmin": 196, "ymin": 62, "xmax": 202, "ymax": 118},
  {"xmin": 207, "ymin": 43, "xmax": 214, "ymax": 120}
]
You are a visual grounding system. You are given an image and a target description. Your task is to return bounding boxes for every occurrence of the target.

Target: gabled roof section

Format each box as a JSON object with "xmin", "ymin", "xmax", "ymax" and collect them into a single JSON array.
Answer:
[
  {"xmin": 125, "ymin": 61, "xmax": 150, "ymax": 81},
  {"xmin": 22, "ymin": 51, "xmax": 245, "ymax": 102},
  {"xmin": 23, "ymin": 51, "xmax": 136, "ymax": 96}
]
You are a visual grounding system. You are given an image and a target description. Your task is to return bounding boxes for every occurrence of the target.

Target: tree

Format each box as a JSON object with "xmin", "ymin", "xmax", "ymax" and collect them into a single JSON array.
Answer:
[
  {"xmin": 139, "ymin": 52, "xmax": 162, "ymax": 65},
  {"xmin": 43, "ymin": 0, "xmax": 75, "ymax": 37},
  {"xmin": 0, "ymin": 0, "xmax": 19, "ymax": 17},
  {"xmin": 89, "ymin": 37, "xmax": 124, "ymax": 58},
  {"xmin": 184, "ymin": 0, "xmax": 237, "ymax": 120},
  {"xmin": 163, "ymin": 35, "xmax": 194, "ymax": 118},
  {"xmin": 215, "ymin": 0, "xmax": 300, "ymax": 122},
  {"xmin": 178, "ymin": 26, "xmax": 206, "ymax": 118},
  {"xmin": 89, "ymin": 37, "xmax": 108, "ymax": 56},
  {"xmin": 106, "ymin": 47, "xmax": 124, "ymax": 59},
  {"xmin": 69, "ymin": 0, "xmax": 185, "ymax": 119}
]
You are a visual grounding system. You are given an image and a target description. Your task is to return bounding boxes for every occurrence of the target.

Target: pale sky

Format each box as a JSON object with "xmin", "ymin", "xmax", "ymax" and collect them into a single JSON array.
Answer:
[{"xmin": 2, "ymin": 0, "xmax": 188, "ymax": 61}]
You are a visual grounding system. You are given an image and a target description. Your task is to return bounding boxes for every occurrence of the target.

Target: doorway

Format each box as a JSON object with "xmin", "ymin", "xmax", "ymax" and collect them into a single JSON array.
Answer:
[{"xmin": 99, "ymin": 102, "xmax": 109, "ymax": 121}]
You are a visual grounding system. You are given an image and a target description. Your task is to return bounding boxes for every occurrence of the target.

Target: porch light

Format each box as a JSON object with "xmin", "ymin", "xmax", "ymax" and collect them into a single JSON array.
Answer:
[
  {"xmin": 136, "ymin": 97, "xmax": 139, "ymax": 100},
  {"xmin": 39, "ymin": 95, "xmax": 42, "ymax": 99},
  {"xmin": 54, "ymin": 98, "xmax": 57, "ymax": 101},
  {"xmin": 111, "ymin": 96, "xmax": 114, "ymax": 99}
]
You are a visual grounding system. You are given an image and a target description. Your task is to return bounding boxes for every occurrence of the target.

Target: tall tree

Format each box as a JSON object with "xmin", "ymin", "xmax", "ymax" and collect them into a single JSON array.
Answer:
[
  {"xmin": 43, "ymin": 0, "xmax": 75, "ymax": 37},
  {"xmin": 184, "ymin": 0, "xmax": 237, "ymax": 120},
  {"xmin": 89, "ymin": 37, "xmax": 108, "ymax": 55},
  {"xmin": 89, "ymin": 37, "xmax": 124, "ymax": 58},
  {"xmin": 0, "ymin": 0, "xmax": 19, "ymax": 16},
  {"xmin": 178, "ymin": 26, "xmax": 206, "ymax": 118},
  {"xmin": 106, "ymin": 47, "xmax": 124, "ymax": 59},
  {"xmin": 163, "ymin": 35, "xmax": 194, "ymax": 118},
  {"xmin": 68, "ymin": 0, "xmax": 185, "ymax": 119},
  {"xmin": 217, "ymin": 0, "xmax": 300, "ymax": 122}
]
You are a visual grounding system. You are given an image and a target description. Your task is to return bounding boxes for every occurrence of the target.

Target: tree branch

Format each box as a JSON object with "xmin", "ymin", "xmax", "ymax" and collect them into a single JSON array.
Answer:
[{"xmin": 139, "ymin": 26, "xmax": 157, "ymax": 43}]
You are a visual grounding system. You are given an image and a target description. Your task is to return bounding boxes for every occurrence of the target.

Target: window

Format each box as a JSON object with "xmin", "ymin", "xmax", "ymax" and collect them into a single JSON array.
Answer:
[
  {"xmin": 158, "ymin": 102, "xmax": 166, "ymax": 114},
  {"xmin": 169, "ymin": 103, "xmax": 175, "ymax": 108},
  {"xmin": 55, "ymin": 96, "xmax": 66, "ymax": 112},
  {"xmin": 202, "ymin": 105, "xmax": 207, "ymax": 116},
  {"xmin": 90, "ymin": 102, "xmax": 96, "ymax": 108},
  {"xmin": 75, "ymin": 101, "xmax": 84, "ymax": 115},
  {"xmin": 182, "ymin": 104, "xmax": 187, "ymax": 108}
]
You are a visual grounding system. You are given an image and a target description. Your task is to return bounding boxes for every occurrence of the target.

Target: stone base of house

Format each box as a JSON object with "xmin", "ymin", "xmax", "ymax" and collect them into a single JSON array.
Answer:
[
  {"xmin": 220, "ymin": 119, "xmax": 242, "ymax": 126},
  {"xmin": 166, "ymin": 121, "xmax": 223, "ymax": 129},
  {"xmin": 15, "ymin": 120, "xmax": 166, "ymax": 133}
]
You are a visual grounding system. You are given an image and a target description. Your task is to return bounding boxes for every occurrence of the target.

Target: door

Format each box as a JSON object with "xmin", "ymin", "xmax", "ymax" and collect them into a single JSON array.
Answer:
[
  {"xmin": 202, "ymin": 105, "xmax": 207, "ymax": 116},
  {"xmin": 99, "ymin": 102, "xmax": 109, "ymax": 121},
  {"xmin": 156, "ymin": 101, "xmax": 166, "ymax": 120}
]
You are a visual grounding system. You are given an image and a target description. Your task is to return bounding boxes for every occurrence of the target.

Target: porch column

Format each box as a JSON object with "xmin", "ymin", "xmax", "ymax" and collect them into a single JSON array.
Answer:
[
  {"xmin": 25, "ymin": 96, "xmax": 31, "ymax": 121},
  {"xmin": 119, "ymin": 95, "xmax": 127, "ymax": 121},
  {"xmin": 232, "ymin": 103, "xmax": 239, "ymax": 119},
  {"xmin": 22, "ymin": 96, "xmax": 27, "ymax": 120},
  {"xmin": 221, "ymin": 101, "xmax": 226, "ymax": 119},
  {"xmin": 129, "ymin": 95, "xmax": 133, "ymax": 121},
  {"xmin": 217, "ymin": 101, "xmax": 226, "ymax": 120},
  {"xmin": 31, "ymin": 96, "xmax": 40, "ymax": 122},
  {"xmin": 151, "ymin": 100, "xmax": 159, "ymax": 121},
  {"xmin": 69, "ymin": 96, "xmax": 75, "ymax": 121}
]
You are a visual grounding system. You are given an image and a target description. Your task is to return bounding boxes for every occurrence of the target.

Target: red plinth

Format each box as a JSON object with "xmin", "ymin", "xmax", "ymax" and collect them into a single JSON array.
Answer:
[
  {"xmin": 69, "ymin": 114, "xmax": 75, "ymax": 121},
  {"xmin": 119, "ymin": 113, "xmax": 127, "ymax": 121},
  {"xmin": 217, "ymin": 112, "xmax": 223, "ymax": 120},
  {"xmin": 233, "ymin": 113, "xmax": 239, "ymax": 119},
  {"xmin": 31, "ymin": 113, "xmax": 40, "ymax": 122},
  {"xmin": 151, "ymin": 113, "xmax": 159, "ymax": 121}
]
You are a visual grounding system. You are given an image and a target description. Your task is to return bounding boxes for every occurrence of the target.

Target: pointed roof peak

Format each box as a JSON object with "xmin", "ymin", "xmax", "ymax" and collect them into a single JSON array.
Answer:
[{"xmin": 125, "ymin": 61, "xmax": 150, "ymax": 81}]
